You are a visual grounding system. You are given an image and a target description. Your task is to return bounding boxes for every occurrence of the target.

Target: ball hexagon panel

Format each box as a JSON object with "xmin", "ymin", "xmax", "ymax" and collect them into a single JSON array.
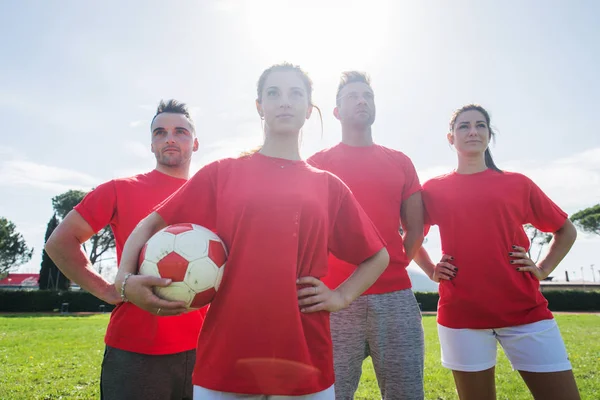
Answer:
[
  {"xmin": 174, "ymin": 230, "xmax": 208, "ymax": 261},
  {"xmin": 139, "ymin": 260, "xmax": 159, "ymax": 278},
  {"xmin": 144, "ymin": 231, "xmax": 176, "ymax": 263},
  {"xmin": 184, "ymin": 259, "xmax": 218, "ymax": 292},
  {"xmin": 155, "ymin": 281, "xmax": 195, "ymax": 306}
]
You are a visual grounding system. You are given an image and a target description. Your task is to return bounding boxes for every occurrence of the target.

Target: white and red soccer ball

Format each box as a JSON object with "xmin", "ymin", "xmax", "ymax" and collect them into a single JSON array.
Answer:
[{"xmin": 138, "ymin": 223, "xmax": 227, "ymax": 309}]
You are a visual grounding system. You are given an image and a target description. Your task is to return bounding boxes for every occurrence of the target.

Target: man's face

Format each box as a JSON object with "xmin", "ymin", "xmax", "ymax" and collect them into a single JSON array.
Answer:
[
  {"xmin": 335, "ymin": 82, "xmax": 376, "ymax": 128},
  {"xmin": 150, "ymin": 113, "xmax": 198, "ymax": 167}
]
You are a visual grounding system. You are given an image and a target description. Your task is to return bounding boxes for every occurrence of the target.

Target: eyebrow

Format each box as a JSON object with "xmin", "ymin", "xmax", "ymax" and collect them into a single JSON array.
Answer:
[
  {"xmin": 152, "ymin": 126, "xmax": 190, "ymax": 134},
  {"xmin": 458, "ymin": 120, "xmax": 486, "ymax": 124},
  {"xmin": 266, "ymin": 86, "xmax": 305, "ymax": 92}
]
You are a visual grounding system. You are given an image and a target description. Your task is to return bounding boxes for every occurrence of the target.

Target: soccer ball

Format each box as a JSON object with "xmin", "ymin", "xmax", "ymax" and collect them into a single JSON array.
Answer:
[{"xmin": 138, "ymin": 223, "xmax": 227, "ymax": 309}]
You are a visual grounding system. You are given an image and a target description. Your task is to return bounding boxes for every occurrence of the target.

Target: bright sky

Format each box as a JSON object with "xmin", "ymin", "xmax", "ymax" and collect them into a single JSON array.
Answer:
[{"xmin": 1, "ymin": 0, "xmax": 599, "ymax": 283}]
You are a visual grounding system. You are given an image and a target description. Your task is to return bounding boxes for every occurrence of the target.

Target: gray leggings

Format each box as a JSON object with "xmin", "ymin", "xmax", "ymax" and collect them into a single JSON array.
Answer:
[
  {"xmin": 101, "ymin": 345, "xmax": 195, "ymax": 400},
  {"xmin": 330, "ymin": 289, "xmax": 424, "ymax": 400}
]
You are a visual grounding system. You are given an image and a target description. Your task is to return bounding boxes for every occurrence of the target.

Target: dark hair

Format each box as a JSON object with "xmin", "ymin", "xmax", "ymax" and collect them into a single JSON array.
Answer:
[
  {"xmin": 335, "ymin": 71, "xmax": 372, "ymax": 106},
  {"xmin": 150, "ymin": 99, "xmax": 195, "ymax": 134},
  {"xmin": 449, "ymin": 104, "xmax": 502, "ymax": 173},
  {"xmin": 256, "ymin": 62, "xmax": 323, "ymax": 137}
]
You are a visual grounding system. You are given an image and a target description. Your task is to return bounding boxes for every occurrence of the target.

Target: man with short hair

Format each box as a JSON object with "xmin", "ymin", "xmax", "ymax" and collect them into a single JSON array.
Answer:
[{"xmin": 46, "ymin": 99, "xmax": 203, "ymax": 400}]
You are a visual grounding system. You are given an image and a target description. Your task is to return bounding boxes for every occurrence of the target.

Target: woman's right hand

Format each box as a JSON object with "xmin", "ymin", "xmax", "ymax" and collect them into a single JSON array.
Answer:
[
  {"xmin": 431, "ymin": 255, "xmax": 457, "ymax": 282},
  {"xmin": 122, "ymin": 275, "xmax": 189, "ymax": 316}
]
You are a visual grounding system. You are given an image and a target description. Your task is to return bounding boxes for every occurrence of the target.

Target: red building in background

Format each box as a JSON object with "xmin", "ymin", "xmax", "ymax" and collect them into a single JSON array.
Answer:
[{"xmin": 0, "ymin": 273, "xmax": 39, "ymax": 290}]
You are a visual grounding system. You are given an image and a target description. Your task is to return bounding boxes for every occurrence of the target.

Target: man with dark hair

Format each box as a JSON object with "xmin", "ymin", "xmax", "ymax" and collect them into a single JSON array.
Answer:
[
  {"xmin": 46, "ymin": 99, "xmax": 203, "ymax": 400},
  {"xmin": 308, "ymin": 72, "xmax": 425, "ymax": 400}
]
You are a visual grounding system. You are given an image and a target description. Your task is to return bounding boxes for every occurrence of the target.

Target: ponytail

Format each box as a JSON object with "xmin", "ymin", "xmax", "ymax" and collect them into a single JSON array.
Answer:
[{"xmin": 484, "ymin": 148, "xmax": 502, "ymax": 173}]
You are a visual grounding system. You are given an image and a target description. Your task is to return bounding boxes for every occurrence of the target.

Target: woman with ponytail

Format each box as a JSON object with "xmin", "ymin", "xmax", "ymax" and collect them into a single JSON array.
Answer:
[
  {"xmin": 414, "ymin": 104, "xmax": 580, "ymax": 400},
  {"xmin": 114, "ymin": 63, "xmax": 389, "ymax": 399}
]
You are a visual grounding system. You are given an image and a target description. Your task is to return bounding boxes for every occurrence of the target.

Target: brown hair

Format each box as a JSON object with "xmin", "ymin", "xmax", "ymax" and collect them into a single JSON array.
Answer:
[
  {"xmin": 151, "ymin": 99, "xmax": 195, "ymax": 134},
  {"xmin": 335, "ymin": 71, "xmax": 372, "ymax": 106},
  {"xmin": 254, "ymin": 62, "xmax": 323, "ymax": 143},
  {"xmin": 449, "ymin": 104, "xmax": 502, "ymax": 173}
]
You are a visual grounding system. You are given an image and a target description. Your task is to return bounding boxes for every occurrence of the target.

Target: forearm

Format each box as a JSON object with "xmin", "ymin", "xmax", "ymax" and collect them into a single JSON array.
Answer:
[
  {"xmin": 45, "ymin": 235, "xmax": 114, "ymax": 302},
  {"xmin": 414, "ymin": 246, "xmax": 435, "ymax": 279},
  {"xmin": 115, "ymin": 212, "xmax": 166, "ymax": 289},
  {"xmin": 335, "ymin": 248, "xmax": 389, "ymax": 306},
  {"xmin": 403, "ymin": 229, "xmax": 424, "ymax": 261},
  {"xmin": 538, "ymin": 221, "xmax": 577, "ymax": 276}
]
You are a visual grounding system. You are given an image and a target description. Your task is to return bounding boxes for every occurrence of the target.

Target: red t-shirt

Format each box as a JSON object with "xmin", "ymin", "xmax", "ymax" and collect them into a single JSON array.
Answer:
[
  {"xmin": 308, "ymin": 143, "xmax": 421, "ymax": 294},
  {"xmin": 75, "ymin": 169, "xmax": 206, "ymax": 355},
  {"xmin": 155, "ymin": 153, "xmax": 385, "ymax": 395},
  {"xmin": 422, "ymin": 169, "xmax": 567, "ymax": 329}
]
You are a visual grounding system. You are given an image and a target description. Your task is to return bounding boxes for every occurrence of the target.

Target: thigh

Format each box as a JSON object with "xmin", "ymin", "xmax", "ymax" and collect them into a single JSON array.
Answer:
[
  {"xmin": 101, "ymin": 346, "xmax": 191, "ymax": 400},
  {"xmin": 367, "ymin": 290, "xmax": 424, "ymax": 400},
  {"xmin": 437, "ymin": 325, "xmax": 497, "ymax": 372},
  {"xmin": 496, "ymin": 319, "xmax": 572, "ymax": 373},
  {"xmin": 329, "ymin": 296, "xmax": 368, "ymax": 400},
  {"xmin": 452, "ymin": 367, "xmax": 496, "ymax": 400},
  {"xmin": 518, "ymin": 370, "xmax": 580, "ymax": 400}
]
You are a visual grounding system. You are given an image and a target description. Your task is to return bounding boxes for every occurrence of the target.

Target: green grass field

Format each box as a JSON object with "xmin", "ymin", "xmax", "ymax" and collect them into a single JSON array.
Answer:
[{"xmin": 0, "ymin": 314, "xmax": 598, "ymax": 399}]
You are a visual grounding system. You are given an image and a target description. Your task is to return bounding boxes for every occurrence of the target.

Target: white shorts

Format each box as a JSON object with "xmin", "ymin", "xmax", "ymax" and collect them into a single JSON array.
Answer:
[
  {"xmin": 193, "ymin": 385, "xmax": 334, "ymax": 400},
  {"xmin": 437, "ymin": 319, "xmax": 572, "ymax": 373}
]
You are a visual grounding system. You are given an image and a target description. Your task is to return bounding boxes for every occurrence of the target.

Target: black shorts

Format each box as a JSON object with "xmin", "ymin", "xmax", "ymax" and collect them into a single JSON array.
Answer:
[{"xmin": 100, "ymin": 346, "xmax": 195, "ymax": 400}]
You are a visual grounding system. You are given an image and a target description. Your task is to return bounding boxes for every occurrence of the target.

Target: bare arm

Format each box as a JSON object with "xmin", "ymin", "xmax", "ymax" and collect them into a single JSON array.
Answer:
[
  {"xmin": 45, "ymin": 211, "xmax": 120, "ymax": 304},
  {"xmin": 113, "ymin": 212, "xmax": 188, "ymax": 316},
  {"xmin": 414, "ymin": 246, "xmax": 456, "ymax": 282},
  {"xmin": 297, "ymin": 248, "xmax": 390, "ymax": 313},
  {"xmin": 512, "ymin": 219, "xmax": 577, "ymax": 280},
  {"xmin": 400, "ymin": 192, "xmax": 424, "ymax": 261}
]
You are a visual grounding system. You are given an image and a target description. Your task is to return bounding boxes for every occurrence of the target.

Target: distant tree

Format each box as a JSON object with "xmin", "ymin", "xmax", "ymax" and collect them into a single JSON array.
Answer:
[
  {"xmin": 39, "ymin": 214, "xmax": 70, "ymax": 290},
  {"xmin": 0, "ymin": 217, "xmax": 34, "ymax": 274},
  {"xmin": 571, "ymin": 204, "xmax": 600, "ymax": 237},
  {"xmin": 524, "ymin": 224, "xmax": 552, "ymax": 263},
  {"xmin": 51, "ymin": 190, "xmax": 116, "ymax": 265}
]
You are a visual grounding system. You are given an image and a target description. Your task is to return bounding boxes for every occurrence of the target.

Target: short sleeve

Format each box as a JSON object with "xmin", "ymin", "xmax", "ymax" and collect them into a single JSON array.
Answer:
[
  {"xmin": 526, "ymin": 178, "xmax": 568, "ymax": 233},
  {"xmin": 306, "ymin": 153, "xmax": 322, "ymax": 169},
  {"xmin": 155, "ymin": 161, "xmax": 219, "ymax": 230},
  {"xmin": 74, "ymin": 181, "xmax": 117, "ymax": 233},
  {"xmin": 328, "ymin": 179, "xmax": 386, "ymax": 265},
  {"xmin": 401, "ymin": 155, "xmax": 422, "ymax": 202}
]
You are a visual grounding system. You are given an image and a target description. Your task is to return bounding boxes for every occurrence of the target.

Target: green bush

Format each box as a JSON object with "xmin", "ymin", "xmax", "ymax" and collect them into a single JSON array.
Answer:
[
  {"xmin": 0, "ymin": 290, "xmax": 597, "ymax": 313},
  {"xmin": 543, "ymin": 290, "xmax": 600, "ymax": 311},
  {"xmin": 0, "ymin": 290, "xmax": 115, "ymax": 312},
  {"xmin": 413, "ymin": 291, "xmax": 599, "ymax": 312}
]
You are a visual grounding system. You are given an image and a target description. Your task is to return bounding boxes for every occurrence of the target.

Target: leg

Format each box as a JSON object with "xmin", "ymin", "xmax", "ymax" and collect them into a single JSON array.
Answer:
[
  {"xmin": 367, "ymin": 290, "xmax": 424, "ymax": 400},
  {"xmin": 183, "ymin": 349, "xmax": 197, "ymax": 400},
  {"xmin": 437, "ymin": 325, "xmax": 498, "ymax": 400},
  {"xmin": 496, "ymin": 319, "xmax": 580, "ymax": 400},
  {"xmin": 518, "ymin": 371, "xmax": 580, "ymax": 400},
  {"xmin": 101, "ymin": 345, "xmax": 194, "ymax": 400},
  {"xmin": 452, "ymin": 368, "xmax": 496, "ymax": 400},
  {"xmin": 329, "ymin": 296, "xmax": 368, "ymax": 400}
]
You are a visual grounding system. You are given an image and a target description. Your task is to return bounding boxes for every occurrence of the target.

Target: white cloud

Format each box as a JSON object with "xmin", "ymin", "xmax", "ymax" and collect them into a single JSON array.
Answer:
[
  {"xmin": 124, "ymin": 140, "xmax": 153, "ymax": 159},
  {"xmin": 0, "ymin": 159, "xmax": 98, "ymax": 193},
  {"xmin": 506, "ymin": 146, "xmax": 600, "ymax": 211},
  {"xmin": 129, "ymin": 120, "xmax": 143, "ymax": 128}
]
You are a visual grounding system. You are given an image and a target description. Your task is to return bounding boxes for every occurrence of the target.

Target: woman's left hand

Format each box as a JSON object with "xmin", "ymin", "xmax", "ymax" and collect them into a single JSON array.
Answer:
[
  {"xmin": 509, "ymin": 245, "xmax": 549, "ymax": 281},
  {"xmin": 297, "ymin": 276, "xmax": 348, "ymax": 313}
]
